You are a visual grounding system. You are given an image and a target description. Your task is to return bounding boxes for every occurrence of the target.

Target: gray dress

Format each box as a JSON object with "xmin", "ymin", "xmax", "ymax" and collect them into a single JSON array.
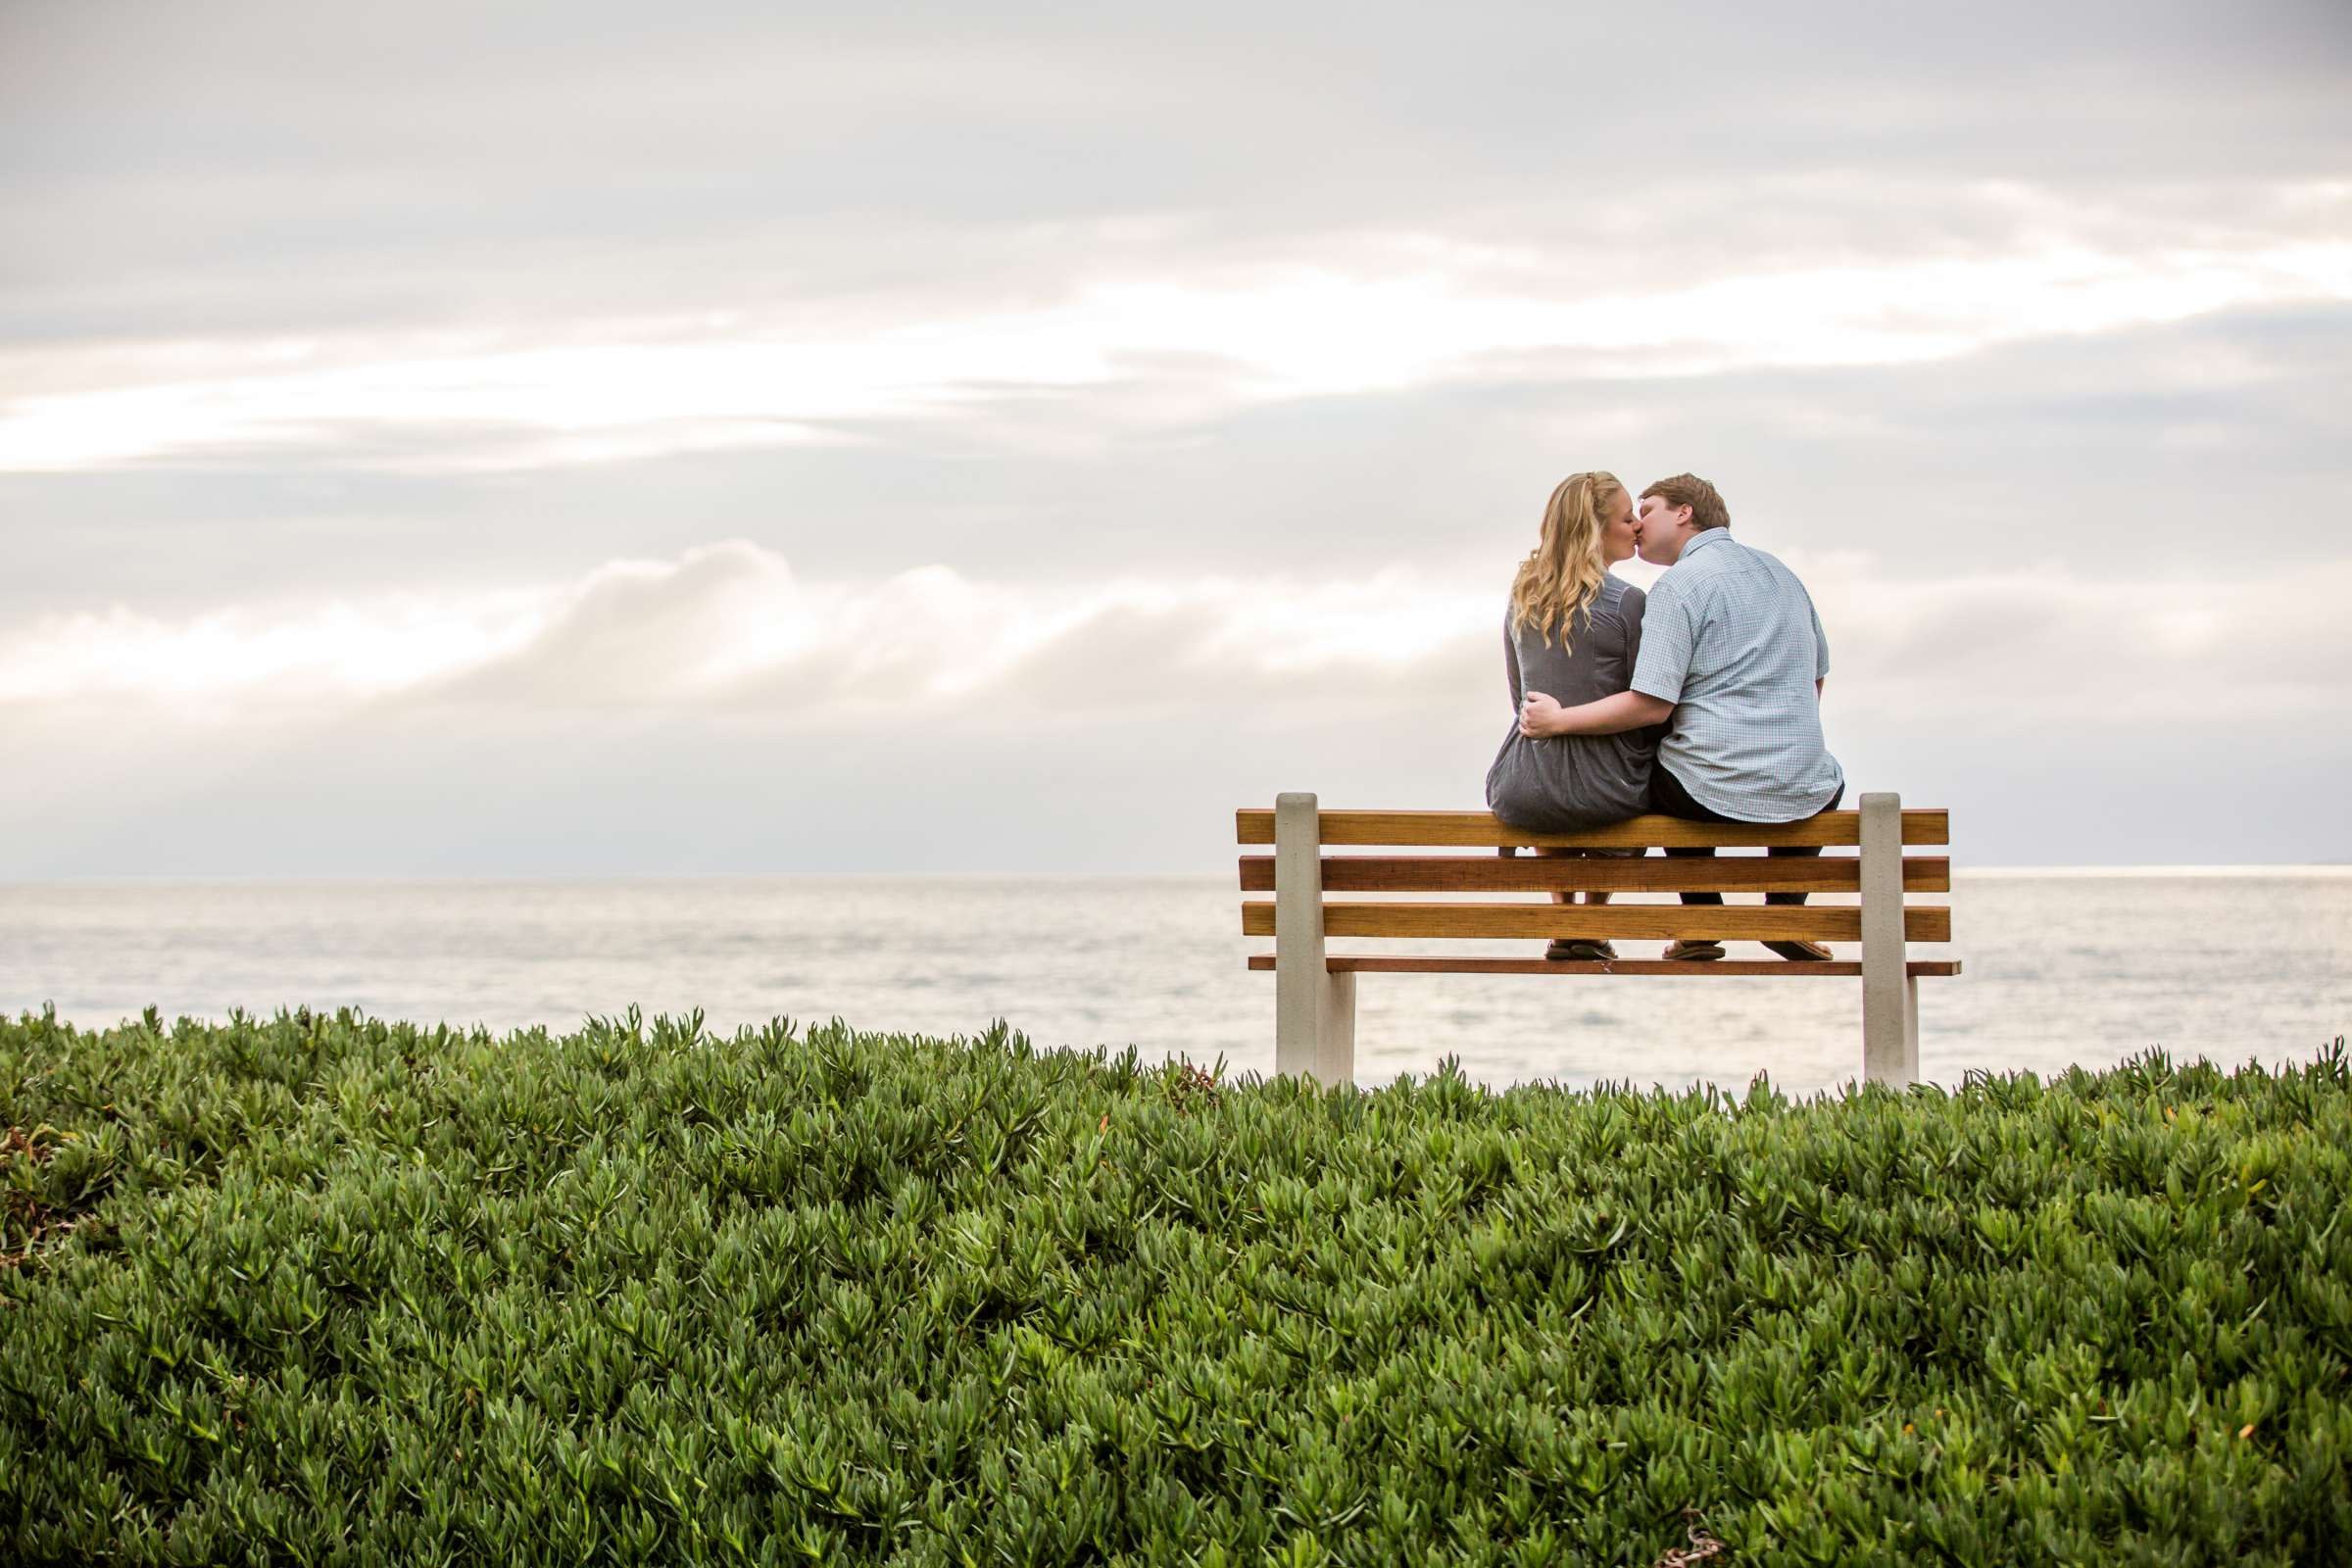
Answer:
[{"xmin": 1484, "ymin": 576, "xmax": 1660, "ymax": 832}]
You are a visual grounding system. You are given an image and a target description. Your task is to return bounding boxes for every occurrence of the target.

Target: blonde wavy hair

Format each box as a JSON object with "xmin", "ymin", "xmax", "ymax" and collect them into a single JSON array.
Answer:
[{"xmin": 1509, "ymin": 470, "xmax": 1623, "ymax": 650}]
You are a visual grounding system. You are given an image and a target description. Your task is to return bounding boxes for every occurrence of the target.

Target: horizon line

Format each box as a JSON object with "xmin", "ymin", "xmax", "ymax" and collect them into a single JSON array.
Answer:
[{"xmin": 6, "ymin": 863, "xmax": 2351, "ymax": 890}]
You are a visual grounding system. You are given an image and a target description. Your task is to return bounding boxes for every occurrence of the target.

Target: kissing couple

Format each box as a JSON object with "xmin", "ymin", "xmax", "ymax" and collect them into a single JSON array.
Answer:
[{"xmin": 1484, "ymin": 471, "xmax": 1845, "ymax": 963}]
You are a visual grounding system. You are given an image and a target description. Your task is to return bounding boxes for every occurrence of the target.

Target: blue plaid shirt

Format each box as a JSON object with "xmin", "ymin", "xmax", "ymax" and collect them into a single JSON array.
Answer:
[{"xmin": 1630, "ymin": 528, "xmax": 1844, "ymax": 822}]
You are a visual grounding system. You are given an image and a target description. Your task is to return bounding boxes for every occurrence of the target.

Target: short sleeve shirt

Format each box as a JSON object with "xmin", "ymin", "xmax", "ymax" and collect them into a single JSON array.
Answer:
[{"xmin": 1629, "ymin": 529, "xmax": 1843, "ymax": 821}]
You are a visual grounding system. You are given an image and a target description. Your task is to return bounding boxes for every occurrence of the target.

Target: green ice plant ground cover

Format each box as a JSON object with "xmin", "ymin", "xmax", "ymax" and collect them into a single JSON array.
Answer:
[{"xmin": 2, "ymin": 1005, "xmax": 2347, "ymax": 1568}]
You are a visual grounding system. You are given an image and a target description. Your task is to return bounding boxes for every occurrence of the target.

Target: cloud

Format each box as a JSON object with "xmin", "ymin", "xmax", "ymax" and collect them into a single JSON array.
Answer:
[
  {"xmin": 7, "ymin": 1, "xmax": 2348, "ymax": 475},
  {"xmin": 8, "ymin": 540, "xmax": 2346, "ymax": 740},
  {"xmin": 8, "ymin": 537, "xmax": 2348, "ymax": 878},
  {"xmin": 4, "ymin": 298, "xmax": 2342, "ymax": 661},
  {"xmin": 0, "ymin": 593, "xmax": 543, "ymax": 711},
  {"xmin": 5, "ymin": 227, "xmax": 2346, "ymax": 474},
  {"xmin": 0, "ymin": 542, "xmax": 1492, "ymax": 722},
  {"xmin": 1786, "ymin": 554, "xmax": 2352, "ymax": 728}
]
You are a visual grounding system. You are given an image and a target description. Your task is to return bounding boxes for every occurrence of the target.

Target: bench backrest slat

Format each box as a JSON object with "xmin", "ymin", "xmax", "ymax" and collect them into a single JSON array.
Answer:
[
  {"xmin": 1237, "ymin": 854, "xmax": 1951, "ymax": 895},
  {"xmin": 1236, "ymin": 808, "xmax": 1947, "ymax": 850},
  {"xmin": 1241, "ymin": 902, "xmax": 1950, "ymax": 943}
]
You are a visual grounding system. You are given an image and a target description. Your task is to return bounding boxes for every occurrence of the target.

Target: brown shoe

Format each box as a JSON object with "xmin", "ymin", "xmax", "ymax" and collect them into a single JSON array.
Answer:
[
  {"xmin": 1764, "ymin": 940, "xmax": 1834, "ymax": 961},
  {"xmin": 1662, "ymin": 940, "xmax": 1726, "ymax": 962},
  {"xmin": 1544, "ymin": 939, "xmax": 1617, "ymax": 961}
]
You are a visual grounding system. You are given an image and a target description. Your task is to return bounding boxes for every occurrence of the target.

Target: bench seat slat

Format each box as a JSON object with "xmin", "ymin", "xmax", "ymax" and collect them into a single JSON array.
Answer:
[
  {"xmin": 1235, "ymin": 808, "xmax": 1948, "ymax": 850},
  {"xmin": 1237, "ymin": 854, "xmax": 1950, "ymax": 895},
  {"xmin": 1245, "ymin": 956, "xmax": 1963, "ymax": 977},
  {"xmin": 1241, "ymin": 902, "xmax": 1950, "ymax": 942}
]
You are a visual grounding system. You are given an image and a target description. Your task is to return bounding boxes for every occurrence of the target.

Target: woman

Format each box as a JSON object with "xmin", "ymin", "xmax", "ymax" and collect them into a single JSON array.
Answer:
[{"xmin": 1483, "ymin": 470, "xmax": 1659, "ymax": 960}]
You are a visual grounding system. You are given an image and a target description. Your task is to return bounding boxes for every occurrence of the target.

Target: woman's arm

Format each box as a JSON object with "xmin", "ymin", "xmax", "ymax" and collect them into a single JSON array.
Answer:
[{"xmin": 1503, "ymin": 618, "xmax": 1524, "ymax": 711}]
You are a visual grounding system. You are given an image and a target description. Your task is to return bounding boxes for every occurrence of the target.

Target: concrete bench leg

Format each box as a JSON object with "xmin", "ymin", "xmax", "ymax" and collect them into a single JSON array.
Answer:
[
  {"xmin": 1310, "ymin": 970, "xmax": 1356, "ymax": 1087},
  {"xmin": 1275, "ymin": 792, "xmax": 1356, "ymax": 1088},
  {"xmin": 1859, "ymin": 791, "xmax": 1920, "ymax": 1087}
]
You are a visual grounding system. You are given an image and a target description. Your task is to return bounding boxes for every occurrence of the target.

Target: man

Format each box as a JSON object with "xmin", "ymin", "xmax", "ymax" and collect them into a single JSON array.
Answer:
[{"xmin": 1516, "ymin": 473, "xmax": 1844, "ymax": 960}]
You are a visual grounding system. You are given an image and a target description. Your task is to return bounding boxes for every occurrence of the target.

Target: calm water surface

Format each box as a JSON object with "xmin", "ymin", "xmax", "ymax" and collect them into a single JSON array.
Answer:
[{"xmin": 5, "ymin": 873, "xmax": 2347, "ymax": 1095}]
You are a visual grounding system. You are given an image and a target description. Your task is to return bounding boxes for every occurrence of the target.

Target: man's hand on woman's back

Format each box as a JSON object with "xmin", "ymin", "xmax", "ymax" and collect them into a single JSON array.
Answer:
[{"xmin": 1521, "ymin": 689, "xmax": 1673, "ymax": 739}]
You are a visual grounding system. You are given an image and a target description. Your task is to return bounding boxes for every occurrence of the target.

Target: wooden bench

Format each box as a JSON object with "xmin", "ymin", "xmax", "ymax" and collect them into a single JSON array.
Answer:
[{"xmin": 1238, "ymin": 791, "xmax": 1957, "ymax": 1089}]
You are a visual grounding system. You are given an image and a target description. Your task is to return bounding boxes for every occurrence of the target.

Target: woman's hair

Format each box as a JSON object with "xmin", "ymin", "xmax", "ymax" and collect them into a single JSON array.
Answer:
[{"xmin": 1509, "ymin": 470, "xmax": 1622, "ymax": 649}]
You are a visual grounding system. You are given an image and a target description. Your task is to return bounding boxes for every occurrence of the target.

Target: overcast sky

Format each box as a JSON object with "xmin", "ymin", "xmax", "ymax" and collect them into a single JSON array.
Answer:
[{"xmin": 4, "ymin": 0, "xmax": 2348, "ymax": 875}]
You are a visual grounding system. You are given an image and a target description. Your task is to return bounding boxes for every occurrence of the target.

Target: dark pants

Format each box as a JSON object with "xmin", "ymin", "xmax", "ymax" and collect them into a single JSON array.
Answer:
[{"xmin": 1649, "ymin": 766, "xmax": 1845, "ymax": 920}]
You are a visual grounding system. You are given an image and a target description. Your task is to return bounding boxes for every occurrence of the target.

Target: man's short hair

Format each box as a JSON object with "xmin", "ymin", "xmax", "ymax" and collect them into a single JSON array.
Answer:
[{"xmin": 1642, "ymin": 473, "xmax": 1730, "ymax": 531}]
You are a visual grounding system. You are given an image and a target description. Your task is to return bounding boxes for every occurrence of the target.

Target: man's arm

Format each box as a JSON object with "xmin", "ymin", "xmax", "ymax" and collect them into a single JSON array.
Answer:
[
  {"xmin": 1520, "ymin": 689, "xmax": 1673, "ymax": 737},
  {"xmin": 1520, "ymin": 573, "xmax": 1686, "ymax": 736}
]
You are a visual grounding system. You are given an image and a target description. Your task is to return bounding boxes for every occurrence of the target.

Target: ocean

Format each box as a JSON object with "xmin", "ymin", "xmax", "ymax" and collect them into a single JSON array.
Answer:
[{"xmin": 5, "ymin": 872, "xmax": 2347, "ymax": 1096}]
